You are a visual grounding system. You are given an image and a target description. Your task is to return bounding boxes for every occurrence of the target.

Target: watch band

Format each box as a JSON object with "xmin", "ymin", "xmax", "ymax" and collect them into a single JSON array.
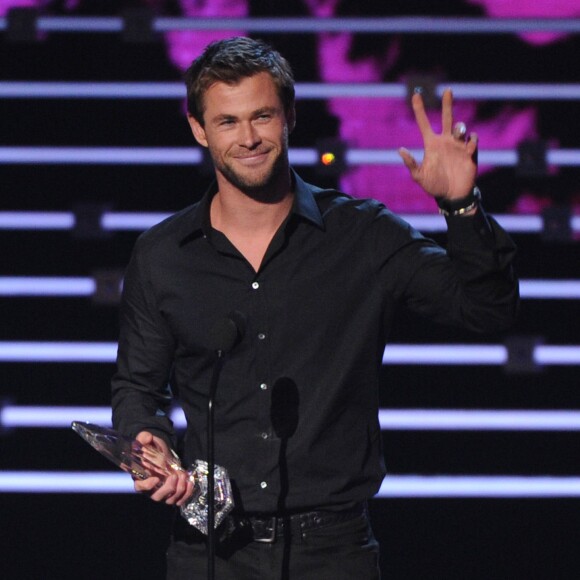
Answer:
[{"xmin": 437, "ymin": 186, "xmax": 481, "ymax": 217}]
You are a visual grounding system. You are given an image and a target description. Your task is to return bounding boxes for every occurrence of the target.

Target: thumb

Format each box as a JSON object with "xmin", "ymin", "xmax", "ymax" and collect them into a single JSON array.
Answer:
[
  {"xmin": 398, "ymin": 147, "xmax": 418, "ymax": 173},
  {"xmin": 135, "ymin": 431, "xmax": 154, "ymax": 446}
]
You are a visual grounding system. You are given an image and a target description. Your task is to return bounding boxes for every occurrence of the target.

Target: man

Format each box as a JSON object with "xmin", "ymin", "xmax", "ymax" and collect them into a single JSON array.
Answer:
[{"xmin": 111, "ymin": 37, "xmax": 518, "ymax": 579}]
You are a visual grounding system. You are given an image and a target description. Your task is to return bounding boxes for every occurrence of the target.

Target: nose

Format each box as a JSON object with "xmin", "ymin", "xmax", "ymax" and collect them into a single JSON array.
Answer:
[{"xmin": 239, "ymin": 121, "xmax": 261, "ymax": 148}]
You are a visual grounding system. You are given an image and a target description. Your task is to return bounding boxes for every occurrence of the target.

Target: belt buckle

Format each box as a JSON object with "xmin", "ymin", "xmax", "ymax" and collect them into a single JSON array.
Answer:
[{"xmin": 253, "ymin": 516, "xmax": 277, "ymax": 543}]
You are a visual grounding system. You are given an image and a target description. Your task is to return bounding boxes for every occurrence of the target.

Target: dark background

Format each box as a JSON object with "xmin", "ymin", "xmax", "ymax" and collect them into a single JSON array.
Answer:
[{"xmin": 1, "ymin": 2, "xmax": 580, "ymax": 579}]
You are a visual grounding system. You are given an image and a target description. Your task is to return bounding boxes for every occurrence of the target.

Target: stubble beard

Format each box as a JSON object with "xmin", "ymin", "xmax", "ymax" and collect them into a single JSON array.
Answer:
[{"xmin": 210, "ymin": 136, "xmax": 291, "ymax": 204}]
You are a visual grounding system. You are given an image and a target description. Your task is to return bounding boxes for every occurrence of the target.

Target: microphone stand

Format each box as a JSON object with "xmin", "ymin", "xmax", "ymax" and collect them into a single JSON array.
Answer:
[
  {"xmin": 207, "ymin": 348, "xmax": 226, "ymax": 580},
  {"xmin": 204, "ymin": 312, "xmax": 245, "ymax": 580}
]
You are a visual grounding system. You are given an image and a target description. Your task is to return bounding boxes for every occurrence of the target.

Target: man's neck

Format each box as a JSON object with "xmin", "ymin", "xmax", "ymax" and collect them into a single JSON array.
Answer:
[
  {"xmin": 211, "ymin": 174, "xmax": 294, "ymax": 236},
  {"xmin": 209, "ymin": 177, "xmax": 294, "ymax": 273}
]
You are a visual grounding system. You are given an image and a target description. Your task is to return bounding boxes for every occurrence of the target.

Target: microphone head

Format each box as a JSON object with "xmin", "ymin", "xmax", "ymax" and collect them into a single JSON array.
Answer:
[{"xmin": 207, "ymin": 311, "xmax": 246, "ymax": 353}]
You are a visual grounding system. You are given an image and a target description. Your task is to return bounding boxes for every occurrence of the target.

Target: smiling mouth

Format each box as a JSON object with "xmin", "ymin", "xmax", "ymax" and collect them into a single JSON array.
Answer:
[{"xmin": 234, "ymin": 151, "xmax": 270, "ymax": 165}]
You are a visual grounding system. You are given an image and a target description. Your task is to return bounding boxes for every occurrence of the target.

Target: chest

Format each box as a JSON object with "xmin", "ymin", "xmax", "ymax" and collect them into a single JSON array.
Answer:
[
  {"xmin": 221, "ymin": 230, "xmax": 273, "ymax": 273},
  {"xmin": 152, "ymin": 228, "xmax": 383, "ymax": 354}
]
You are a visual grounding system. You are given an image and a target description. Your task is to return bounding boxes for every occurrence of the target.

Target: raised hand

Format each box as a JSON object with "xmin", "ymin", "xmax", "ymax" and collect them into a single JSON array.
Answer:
[{"xmin": 399, "ymin": 88, "xmax": 478, "ymax": 201}]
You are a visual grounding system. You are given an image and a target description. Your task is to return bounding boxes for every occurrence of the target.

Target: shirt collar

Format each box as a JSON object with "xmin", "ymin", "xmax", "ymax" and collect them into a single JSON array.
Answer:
[
  {"xmin": 178, "ymin": 169, "xmax": 326, "ymax": 244},
  {"xmin": 291, "ymin": 170, "xmax": 325, "ymax": 230}
]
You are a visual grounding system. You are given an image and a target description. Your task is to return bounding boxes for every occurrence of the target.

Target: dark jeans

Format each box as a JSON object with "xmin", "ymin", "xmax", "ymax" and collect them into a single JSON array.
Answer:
[{"xmin": 166, "ymin": 509, "xmax": 381, "ymax": 580}]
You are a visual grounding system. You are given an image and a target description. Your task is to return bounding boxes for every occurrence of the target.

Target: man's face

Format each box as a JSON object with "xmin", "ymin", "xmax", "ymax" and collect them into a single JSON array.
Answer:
[{"xmin": 188, "ymin": 72, "xmax": 295, "ymax": 201}]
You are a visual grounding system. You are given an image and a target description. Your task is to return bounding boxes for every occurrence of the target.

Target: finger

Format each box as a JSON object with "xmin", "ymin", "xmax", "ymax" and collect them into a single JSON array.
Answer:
[
  {"xmin": 135, "ymin": 476, "xmax": 161, "ymax": 494},
  {"xmin": 136, "ymin": 431, "xmax": 154, "ymax": 445},
  {"xmin": 156, "ymin": 473, "xmax": 192, "ymax": 506},
  {"xmin": 441, "ymin": 88, "xmax": 453, "ymax": 134},
  {"xmin": 410, "ymin": 90, "xmax": 433, "ymax": 139},
  {"xmin": 165, "ymin": 472, "xmax": 189, "ymax": 505},
  {"xmin": 466, "ymin": 132, "xmax": 478, "ymax": 152},
  {"xmin": 176, "ymin": 480, "xmax": 195, "ymax": 507},
  {"xmin": 398, "ymin": 147, "xmax": 419, "ymax": 173},
  {"xmin": 452, "ymin": 122, "xmax": 467, "ymax": 142},
  {"xmin": 467, "ymin": 132, "xmax": 479, "ymax": 165},
  {"xmin": 150, "ymin": 474, "xmax": 178, "ymax": 503}
]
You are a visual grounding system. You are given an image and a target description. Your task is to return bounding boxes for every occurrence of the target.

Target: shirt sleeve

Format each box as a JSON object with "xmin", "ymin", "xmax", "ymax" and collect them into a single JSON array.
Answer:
[
  {"xmin": 111, "ymin": 237, "xmax": 177, "ymax": 448},
  {"xmin": 372, "ymin": 206, "xmax": 519, "ymax": 333}
]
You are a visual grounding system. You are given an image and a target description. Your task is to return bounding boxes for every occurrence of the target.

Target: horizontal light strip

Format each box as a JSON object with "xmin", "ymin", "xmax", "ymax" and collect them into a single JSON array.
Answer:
[
  {"xmin": 100, "ymin": 212, "xmax": 171, "ymax": 230},
  {"xmin": 399, "ymin": 213, "xmax": 547, "ymax": 234},
  {"xmin": 155, "ymin": 17, "xmax": 580, "ymax": 35},
  {"xmin": 4, "ymin": 405, "xmax": 580, "ymax": 431},
  {"xmin": 1, "ymin": 277, "xmax": 577, "ymax": 299},
  {"xmin": 0, "ymin": 211, "xmax": 75, "ymax": 229},
  {"xmin": 0, "ymin": 147, "xmax": 204, "ymax": 165},
  {"xmin": 0, "ymin": 212, "xmax": 561, "ymax": 234},
  {"xmin": 383, "ymin": 345, "xmax": 580, "ymax": 366},
  {"xmin": 0, "ymin": 472, "xmax": 133, "ymax": 493},
  {"xmin": 0, "ymin": 406, "xmax": 114, "ymax": 427},
  {"xmin": 535, "ymin": 346, "xmax": 580, "ymax": 365},
  {"xmin": 2, "ymin": 147, "xmax": 580, "ymax": 166},
  {"xmin": 0, "ymin": 211, "xmax": 174, "ymax": 231},
  {"xmin": 0, "ymin": 16, "xmax": 580, "ymax": 35},
  {"xmin": 395, "ymin": 215, "xmax": 566, "ymax": 235},
  {"xmin": 1, "ymin": 472, "xmax": 579, "ymax": 497},
  {"xmin": 0, "ymin": 342, "xmax": 117, "ymax": 362},
  {"xmin": 0, "ymin": 81, "xmax": 187, "ymax": 99},
  {"xmin": 383, "ymin": 344, "xmax": 508, "ymax": 365},
  {"xmin": 519, "ymin": 280, "xmax": 580, "ymax": 299},
  {"xmin": 378, "ymin": 409, "xmax": 580, "ymax": 431},
  {"xmin": 442, "ymin": 83, "xmax": 580, "ymax": 101},
  {"xmin": 0, "ymin": 342, "xmax": 578, "ymax": 365},
  {"xmin": 376, "ymin": 476, "xmax": 580, "ymax": 498},
  {"xmin": 488, "ymin": 214, "xmax": 544, "ymax": 233},
  {"xmin": 2, "ymin": 81, "xmax": 580, "ymax": 101},
  {"xmin": 0, "ymin": 277, "xmax": 95, "ymax": 296}
]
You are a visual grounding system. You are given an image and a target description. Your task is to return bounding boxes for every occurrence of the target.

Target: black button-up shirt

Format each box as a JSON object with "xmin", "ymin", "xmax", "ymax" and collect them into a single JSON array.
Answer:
[{"xmin": 112, "ymin": 171, "xmax": 518, "ymax": 513}]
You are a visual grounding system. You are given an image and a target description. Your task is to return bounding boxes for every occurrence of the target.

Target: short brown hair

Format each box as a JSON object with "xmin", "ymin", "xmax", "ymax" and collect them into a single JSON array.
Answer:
[{"xmin": 184, "ymin": 37, "xmax": 295, "ymax": 125}]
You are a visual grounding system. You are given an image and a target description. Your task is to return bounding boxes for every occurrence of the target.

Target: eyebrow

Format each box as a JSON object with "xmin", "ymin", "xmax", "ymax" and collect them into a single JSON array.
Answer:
[
  {"xmin": 253, "ymin": 106, "xmax": 279, "ymax": 116},
  {"xmin": 212, "ymin": 114, "xmax": 236, "ymax": 124},
  {"xmin": 210, "ymin": 106, "xmax": 281, "ymax": 125}
]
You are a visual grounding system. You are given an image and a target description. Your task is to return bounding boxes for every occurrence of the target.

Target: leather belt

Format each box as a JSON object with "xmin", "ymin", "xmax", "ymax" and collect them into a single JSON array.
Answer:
[{"xmin": 241, "ymin": 502, "xmax": 367, "ymax": 544}]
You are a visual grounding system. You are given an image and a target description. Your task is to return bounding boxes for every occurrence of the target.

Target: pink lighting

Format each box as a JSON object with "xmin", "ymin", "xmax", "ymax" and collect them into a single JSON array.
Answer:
[
  {"xmin": 308, "ymin": 25, "xmax": 538, "ymax": 212},
  {"xmin": 1, "ymin": 1, "xmax": 578, "ymax": 214},
  {"xmin": 164, "ymin": 0, "xmax": 249, "ymax": 71},
  {"xmin": 0, "ymin": 0, "xmax": 36, "ymax": 16},
  {"xmin": 467, "ymin": 0, "xmax": 580, "ymax": 45}
]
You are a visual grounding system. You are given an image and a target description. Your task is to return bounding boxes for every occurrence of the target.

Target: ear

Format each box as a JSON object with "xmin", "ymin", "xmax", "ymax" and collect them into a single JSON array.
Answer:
[
  {"xmin": 187, "ymin": 114, "xmax": 208, "ymax": 148},
  {"xmin": 286, "ymin": 106, "xmax": 296, "ymax": 134}
]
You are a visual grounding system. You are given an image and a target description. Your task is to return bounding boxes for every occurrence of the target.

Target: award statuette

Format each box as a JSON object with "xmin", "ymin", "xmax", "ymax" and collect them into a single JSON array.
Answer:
[{"xmin": 71, "ymin": 421, "xmax": 234, "ymax": 534}]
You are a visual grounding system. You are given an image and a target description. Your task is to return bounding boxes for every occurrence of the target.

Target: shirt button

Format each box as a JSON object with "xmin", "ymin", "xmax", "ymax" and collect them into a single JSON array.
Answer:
[
  {"xmin": 258, "ymin": 333, "xmax": 266, "ymax": 340},
  {"xmin": 261, "ymin": 432, "xmax": 269, "ymax": 439},
  {"xmin": 251, "ymin": 282, "xmax": 260, "ymax": 289},
  {"xmin": 260, "ymin": 481, "xmax": 268, "ymax": 489},
  {"xmin": 260, "ymin": 383, "xmax": 268, "ymax": 391}
]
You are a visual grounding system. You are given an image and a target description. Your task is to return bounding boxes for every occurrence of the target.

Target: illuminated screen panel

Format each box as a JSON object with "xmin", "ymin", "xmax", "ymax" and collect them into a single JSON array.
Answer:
[{"xmin": 1, "ymin": 1, "xmax": 579, "ymax": 214}]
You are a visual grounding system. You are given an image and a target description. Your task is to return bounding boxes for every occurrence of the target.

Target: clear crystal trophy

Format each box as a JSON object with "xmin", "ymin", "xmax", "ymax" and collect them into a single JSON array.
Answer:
[{"xmin": 71, "ymin": 421, "xmax": 234, "ymax": 534}]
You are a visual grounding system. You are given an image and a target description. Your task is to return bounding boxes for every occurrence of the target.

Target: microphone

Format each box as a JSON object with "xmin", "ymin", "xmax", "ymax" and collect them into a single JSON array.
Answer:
[{"xmin": 207, "ymin": 310, "xmax": 246, "ymax": 354}]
